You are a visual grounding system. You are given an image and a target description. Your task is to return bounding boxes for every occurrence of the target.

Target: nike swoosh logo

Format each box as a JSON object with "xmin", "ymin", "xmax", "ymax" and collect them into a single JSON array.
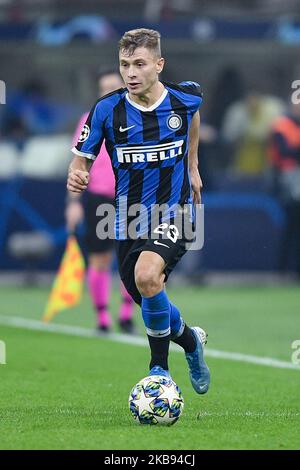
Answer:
[
  {"xmin": 153, "ymin": 240, "xmax": 170, "ymax": 249},
  {"xmin": 119, "ymin": 125, "xmax": 135, "ymax": 132},
  {"xmin": 199, "ymin": 385, "xmax": 207, "ymax": 391}
]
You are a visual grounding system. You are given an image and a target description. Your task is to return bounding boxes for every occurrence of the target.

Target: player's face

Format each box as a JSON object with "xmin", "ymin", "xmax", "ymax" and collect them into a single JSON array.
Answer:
[
  {"xmin": 119, "ymin": 47, "xmax": 164, "ymax": 96},
  {"xmin": 98, "ymin": 74, "xmax": 124, "ymax": 97}
]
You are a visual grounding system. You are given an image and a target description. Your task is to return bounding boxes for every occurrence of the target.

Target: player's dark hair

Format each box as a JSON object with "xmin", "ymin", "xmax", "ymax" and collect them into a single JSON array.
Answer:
[{"xmin": 119, "ymin": 28, "xmax": 161, "ymax": 57}]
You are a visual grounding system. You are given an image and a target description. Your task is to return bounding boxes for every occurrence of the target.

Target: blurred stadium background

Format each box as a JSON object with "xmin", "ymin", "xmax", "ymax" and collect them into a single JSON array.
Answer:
[
  {"xmin": 0, "ymin": 0, "xmax": 300, "ymax": 450},
  {"xmin": 1, "ymin": 0, "xmax": 300, "ymax": 279}
]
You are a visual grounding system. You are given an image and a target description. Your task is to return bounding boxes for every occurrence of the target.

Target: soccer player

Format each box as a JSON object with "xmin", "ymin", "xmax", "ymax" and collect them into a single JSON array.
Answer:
[
  {"xmin": 65, "ymin": 70, "xmax": 135, "ymax": 333},
  {"xmin": 67, "ymin": 28, "xmax": 210, "ymax": 394}
]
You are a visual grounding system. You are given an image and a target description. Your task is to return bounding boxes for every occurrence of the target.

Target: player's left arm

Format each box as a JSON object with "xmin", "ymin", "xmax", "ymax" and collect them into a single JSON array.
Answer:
[{"xmin": 188, "ymin": 111, "xmax": 202, "ymax": 205}]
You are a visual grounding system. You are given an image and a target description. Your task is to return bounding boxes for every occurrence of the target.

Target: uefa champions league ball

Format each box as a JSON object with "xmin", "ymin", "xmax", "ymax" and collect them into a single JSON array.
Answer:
[{"xmin": 129, "ymin": 375, "xmax": 184, "ymax": 425}]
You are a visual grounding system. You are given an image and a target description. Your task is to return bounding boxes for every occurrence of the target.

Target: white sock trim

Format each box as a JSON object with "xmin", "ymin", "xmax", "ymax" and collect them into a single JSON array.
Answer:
[{"xmin": 146, "ymin": 327, "xmax": 171, "ymax": 338}]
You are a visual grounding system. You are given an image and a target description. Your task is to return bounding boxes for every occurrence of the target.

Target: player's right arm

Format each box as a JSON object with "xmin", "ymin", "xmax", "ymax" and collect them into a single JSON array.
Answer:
[
  {"xmin": 66, "ymin": 157, "xmax": 91, "ymax": 231},
  {"xmin": 66, "ymin": 113, "xmax": 90, "ymax": 230},
  {"xmin": 67, "ymin": 156, "xmax": 92, "ymax": 193}
]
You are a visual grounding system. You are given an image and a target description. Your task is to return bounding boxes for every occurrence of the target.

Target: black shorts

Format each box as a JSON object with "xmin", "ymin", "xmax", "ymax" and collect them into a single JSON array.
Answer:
[
  {"xmin": 115, "ymin": 222, "xmax": 193, "ymax": 305},
  {"xmin": 85, "ymin": 192, "xmax": 115, "ymax": 254}
]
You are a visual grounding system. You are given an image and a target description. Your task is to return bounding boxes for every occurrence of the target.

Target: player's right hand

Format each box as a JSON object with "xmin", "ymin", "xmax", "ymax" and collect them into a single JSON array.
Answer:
[
  {"xmin": 67, "ymin": 168, "xmax": 89, "ymax": 193},
  {"xmin": 65, "ymin": 200, "xmax": 84, "ymax": 232}
]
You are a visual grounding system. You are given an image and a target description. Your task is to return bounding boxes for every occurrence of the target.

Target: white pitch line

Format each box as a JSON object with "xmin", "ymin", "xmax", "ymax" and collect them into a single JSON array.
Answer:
[{"xmin": 1, "ymin": 315, "xmax": 300, "ymax": 371}]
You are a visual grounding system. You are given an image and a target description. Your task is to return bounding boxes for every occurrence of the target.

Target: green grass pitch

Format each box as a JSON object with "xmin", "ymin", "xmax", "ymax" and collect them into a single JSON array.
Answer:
[{"xmin": 0, "ymin": 284, "xmax": 299, "ymax": 449}]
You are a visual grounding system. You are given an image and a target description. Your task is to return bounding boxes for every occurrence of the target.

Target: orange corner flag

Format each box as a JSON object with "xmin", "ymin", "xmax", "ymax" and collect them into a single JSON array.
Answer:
[{"xmin": 43, "ymin": 235, "xmax": 85, "ymax": 322}]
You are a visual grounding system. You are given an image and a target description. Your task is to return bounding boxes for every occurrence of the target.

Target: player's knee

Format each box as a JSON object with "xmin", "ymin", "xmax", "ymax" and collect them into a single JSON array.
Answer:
[{"xmin": 135, "ymin": 266, "xmax": 162, "ymax": 297}]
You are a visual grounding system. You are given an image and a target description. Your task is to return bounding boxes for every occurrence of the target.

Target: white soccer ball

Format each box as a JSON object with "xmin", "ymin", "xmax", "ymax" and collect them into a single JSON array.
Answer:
[{"xmin": 128, "ymin": 375, "xmax": 184, "ymax": 425}]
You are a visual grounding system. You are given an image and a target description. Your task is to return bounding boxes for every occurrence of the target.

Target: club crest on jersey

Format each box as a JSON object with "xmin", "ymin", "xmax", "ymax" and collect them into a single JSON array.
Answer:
[
  {"xmin": 78, "ymin": 124, "xmax": 90, "ymax": 142},
  {"xmin": 167, "ymin": 112, "xmax": 182, "ymax": 131}
]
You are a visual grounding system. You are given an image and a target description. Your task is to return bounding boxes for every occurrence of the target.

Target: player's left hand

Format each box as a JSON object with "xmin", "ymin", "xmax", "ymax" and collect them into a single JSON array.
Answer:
[{"xmin": 190, "ymin": 167, "xmax": 203, "ymax": 205}]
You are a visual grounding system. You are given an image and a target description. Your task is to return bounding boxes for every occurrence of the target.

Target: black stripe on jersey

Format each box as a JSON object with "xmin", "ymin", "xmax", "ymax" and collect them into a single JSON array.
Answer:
[
  {"xmin": 155, "ymin": 167, "xmax": 174, "ymax": 226},
  {"xmin": 142, "ymin": 110, "xmax": 160, "ymax": 142},
  {"xmin": 176, "ymin": 139, "xmax": 187, "ymax": 164},
  {"xmin": 162, "ymin": 80, "xmax": 203, "ymax": 98},
  {"xmin": 105, "ymin": 139, "xmax": 114, "ymax": 160},
  {"xmin": 127, "ymin": 169, "xmax": 144, "ymax": 205},
  {"xmin": 155, "ymin": 167, "xmax": 173, "ymax": 206},
  {"xmin": 113, "ymin": 97, "xmax": 128, "ymax": 145},
  {"xmin": 93, "ymin": 129, "xmax": 105, "ymax": 158},
  {"xmin": 179, "ymin": 155, "xmax": 190, "ymax": 205},
  {"xmin": 168, "ymin": 92, "xmax": 188, "ymax": 138}
]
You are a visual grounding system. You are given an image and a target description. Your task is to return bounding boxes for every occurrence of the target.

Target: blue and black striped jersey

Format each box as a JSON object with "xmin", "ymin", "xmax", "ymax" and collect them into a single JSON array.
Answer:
[{"xmin": 72, "ymin": 81, "xmax": 203, "ymax": 239}]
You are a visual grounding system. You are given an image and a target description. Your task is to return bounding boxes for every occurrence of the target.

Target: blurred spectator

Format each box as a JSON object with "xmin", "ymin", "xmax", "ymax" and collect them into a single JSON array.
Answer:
[
  {"xmin": 5, "ymin": 0, "xmax": 25, "ymax": 22},
  {"xmin": 1, "ymin": 79, "xmax": 75, "ymax": 147},
  {"xmin": 198, "ymin": 121, "xmax": 217, "ymax": 190},
  {"xmin": 144, "ymin": 0, "xmax": 194, "ymax": 21},
  {"xmin": 207, "ymin": 66, "xmax": 245, "ymax": 132},
  {"xmin": 205, "ymin": 66, "xmax": 245, "ymax": 171},
  {"xmin": 268, "ymin": 102, "xmax": 300, "ymax": 278},
  {"xmin": 14, "ymin": 80, "xmax": 56, "ymax": 134},
  {"xmin": 261, "ymin": 0, "xmax": 300, "ymax": 16},
  {"xmin": 222, "ymin": 91, "xmax": 284, "ymax": 174}
]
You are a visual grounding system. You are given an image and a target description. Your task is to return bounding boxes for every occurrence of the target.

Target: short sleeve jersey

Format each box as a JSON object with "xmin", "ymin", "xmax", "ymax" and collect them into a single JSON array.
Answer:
[{"xmin": 72, "ymin": 81, "xmax": 203, "ymax": 239}]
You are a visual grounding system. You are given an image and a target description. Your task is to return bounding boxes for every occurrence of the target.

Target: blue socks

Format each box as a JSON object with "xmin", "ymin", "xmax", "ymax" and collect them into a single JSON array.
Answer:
[
  {"xmin": 142, "ymin": 290, "xmax": 171, "ymax": 370},
  {"xmin": 141, "ymin": 291, "xmax": 185, "ymax": 338},
  {"xmin": 142, "ymin": 290, "xmax": 170, "ymax": 338},
  {"xmin": 169, "ymin": 303, "xmax": 185, "ymax": 338},
  {"xmin": 141, "ymin": 290, "xmax": 188, "ymax": 370}
]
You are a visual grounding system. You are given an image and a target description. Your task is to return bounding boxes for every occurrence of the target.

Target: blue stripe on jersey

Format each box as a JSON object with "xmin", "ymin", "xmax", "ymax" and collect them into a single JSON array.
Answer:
[
  {"xmin": 115, "ymin": 168, "xmax": 130, "ymax": 239},
  {"xmin": 141, "ymin": 168, "xmax": 160, "ymax": 206}
]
